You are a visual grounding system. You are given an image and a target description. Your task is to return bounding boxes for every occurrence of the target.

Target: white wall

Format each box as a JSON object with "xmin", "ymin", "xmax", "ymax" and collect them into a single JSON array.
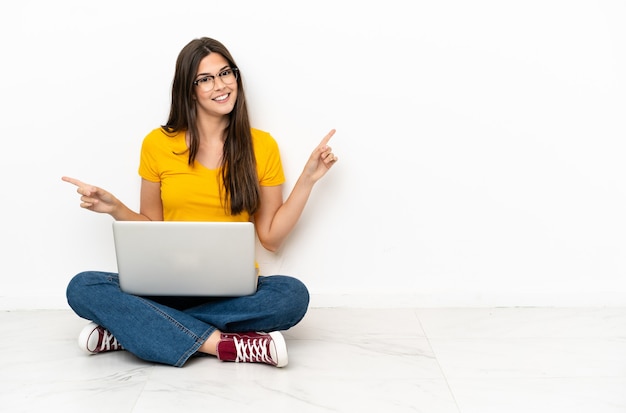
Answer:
[{"xmin": 1, "ymin": 0, "xmax": 625, "ymax": 309}]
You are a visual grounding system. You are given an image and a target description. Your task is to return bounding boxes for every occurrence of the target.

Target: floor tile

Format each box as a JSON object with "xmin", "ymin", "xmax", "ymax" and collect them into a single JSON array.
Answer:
[
  {"xmin": 416, "ymin": 307, "xmax": 626, "ymax": 338},
  {"xmin": 428, "ymin": 337, "xmax": 626, "ymax": 378},
  {"xmin": 448, "ymin": 377, "xmax": 626, "ymax": 413}
]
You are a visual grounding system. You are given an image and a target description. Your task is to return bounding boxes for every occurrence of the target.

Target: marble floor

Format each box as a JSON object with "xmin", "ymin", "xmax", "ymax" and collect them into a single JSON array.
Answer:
[{"xmin": 1, "ymin": 307, "xmax": 625, "ymax": 413}]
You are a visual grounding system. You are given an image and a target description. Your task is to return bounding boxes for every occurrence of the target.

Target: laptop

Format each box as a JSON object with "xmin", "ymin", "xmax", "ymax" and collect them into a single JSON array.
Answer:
[{"xmin": 112, "ymin": 221, "xmax": 258, "ymax": 297}]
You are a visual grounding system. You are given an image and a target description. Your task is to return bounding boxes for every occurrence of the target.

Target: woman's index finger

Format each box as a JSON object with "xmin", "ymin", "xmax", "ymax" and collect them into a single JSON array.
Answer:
[{"xmin": 319, "ymin": 129, "xmax": 336, "ymax": 147}]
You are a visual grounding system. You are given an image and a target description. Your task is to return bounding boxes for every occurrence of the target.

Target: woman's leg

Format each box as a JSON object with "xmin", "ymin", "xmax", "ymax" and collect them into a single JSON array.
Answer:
[
  {"xmin": 190, "ymin": 275, "xmax": 309, "ymax": 367},
  {"xmin": 66, "ymin": 271, "xmax": 215, "ymax": 367},
  {"xmin": 183, "ymin": 275, "xmax": 310, "ymax": 333}
]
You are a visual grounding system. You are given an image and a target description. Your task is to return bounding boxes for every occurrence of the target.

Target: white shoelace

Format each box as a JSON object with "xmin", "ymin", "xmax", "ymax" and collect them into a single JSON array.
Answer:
[
  {"xmin": 100, "ymin": 329, "xmax": 121, "ymax": 351},
  {"xmin": 233, "ymin": 336, "xmax": 273, "ymax": 364}
]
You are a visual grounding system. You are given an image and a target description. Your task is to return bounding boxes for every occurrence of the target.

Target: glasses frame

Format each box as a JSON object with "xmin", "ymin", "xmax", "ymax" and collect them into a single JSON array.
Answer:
[{"xmin": 193, "ymin": 67, "xmax": 239, "ymax": 91}]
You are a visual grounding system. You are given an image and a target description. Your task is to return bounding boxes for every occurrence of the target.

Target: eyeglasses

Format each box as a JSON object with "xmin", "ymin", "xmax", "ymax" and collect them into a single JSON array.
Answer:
[{"xmin": 193, "ymin": 67, "xmax": 239, "ymax": 92}]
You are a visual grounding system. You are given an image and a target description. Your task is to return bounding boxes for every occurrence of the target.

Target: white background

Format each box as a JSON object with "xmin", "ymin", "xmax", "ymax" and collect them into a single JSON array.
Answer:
[{"xmin": 1, "ymin": 0, "xmax": 625, "ymax": 309}]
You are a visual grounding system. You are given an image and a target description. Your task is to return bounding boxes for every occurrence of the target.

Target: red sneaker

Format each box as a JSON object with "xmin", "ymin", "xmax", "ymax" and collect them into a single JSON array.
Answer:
[
  {"xmin": 216, "ymin": 331, "xmax": 288, "ymax": 367},
  {"xmin": 78, "ymin": 322, "xmax": 124, "ymax": 354}
]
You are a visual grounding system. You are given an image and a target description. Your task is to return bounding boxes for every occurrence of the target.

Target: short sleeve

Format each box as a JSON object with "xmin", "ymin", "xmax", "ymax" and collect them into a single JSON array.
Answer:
[{"xmin": 252, "ymin": 129, "xmax": 285, "ymax": 187}]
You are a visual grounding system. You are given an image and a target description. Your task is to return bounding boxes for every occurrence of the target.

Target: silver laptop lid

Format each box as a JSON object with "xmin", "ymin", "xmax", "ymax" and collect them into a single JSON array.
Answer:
[{"xmin": 113, "ymin": 221, "xmax": 257, "ymax": 297}]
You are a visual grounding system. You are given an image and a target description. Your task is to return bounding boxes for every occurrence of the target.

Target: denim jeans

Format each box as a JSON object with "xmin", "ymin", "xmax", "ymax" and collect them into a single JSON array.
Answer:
[{"xmin": 66, "ymin": 271, "xmax": 310, "ymax": 367}]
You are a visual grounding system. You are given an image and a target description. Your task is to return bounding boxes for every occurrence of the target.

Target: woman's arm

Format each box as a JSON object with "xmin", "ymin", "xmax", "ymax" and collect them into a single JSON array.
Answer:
[{"xmin": 254, "ymin": 129, "xmax": 338, "ymax": 252}]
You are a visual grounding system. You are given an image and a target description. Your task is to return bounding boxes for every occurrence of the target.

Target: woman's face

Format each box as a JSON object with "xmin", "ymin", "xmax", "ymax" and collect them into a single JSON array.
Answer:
[{"xmin": 193, "ymin": 52, "xmax": 238, "ymax": 119}]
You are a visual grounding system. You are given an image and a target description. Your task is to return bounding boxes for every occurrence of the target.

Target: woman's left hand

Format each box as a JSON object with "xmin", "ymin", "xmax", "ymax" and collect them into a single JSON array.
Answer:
[{"xmin": 303, "ymin": 129, "xmax": 338, "ymax": 182}]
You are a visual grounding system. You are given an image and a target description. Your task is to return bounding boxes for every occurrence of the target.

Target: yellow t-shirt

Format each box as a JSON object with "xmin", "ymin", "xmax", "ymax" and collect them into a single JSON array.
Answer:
[{"xmin": 138, "ymin": 127, "xmax": 285, "ymax": 222}]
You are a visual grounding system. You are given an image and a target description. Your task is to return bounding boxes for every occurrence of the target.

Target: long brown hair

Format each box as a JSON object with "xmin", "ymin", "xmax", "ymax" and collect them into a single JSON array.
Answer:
[{"xmin": 162, "ymin": 37, "xmax": 260, "ymax": 216}]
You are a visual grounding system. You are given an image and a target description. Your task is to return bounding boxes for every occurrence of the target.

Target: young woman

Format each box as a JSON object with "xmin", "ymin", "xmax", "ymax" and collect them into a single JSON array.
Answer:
[{"xmin": 62, "ymin": 37, "xmax": 338, "ymax": 368}]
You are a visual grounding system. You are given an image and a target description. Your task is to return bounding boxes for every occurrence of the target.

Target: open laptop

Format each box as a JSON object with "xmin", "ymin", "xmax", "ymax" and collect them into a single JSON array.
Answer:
[{"xmin": 112, "ymin": 221, "xmax": 258, "ymax": 297}]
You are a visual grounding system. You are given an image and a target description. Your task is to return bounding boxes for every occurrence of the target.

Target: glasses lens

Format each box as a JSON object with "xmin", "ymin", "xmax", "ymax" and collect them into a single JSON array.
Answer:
[
  {"xmin": 221, "ymin": 69, "xmax": 237, "ymax": 85},
  {"xmin": 196, "ymin": 77, "xmax": 214, "ymax": 92}
]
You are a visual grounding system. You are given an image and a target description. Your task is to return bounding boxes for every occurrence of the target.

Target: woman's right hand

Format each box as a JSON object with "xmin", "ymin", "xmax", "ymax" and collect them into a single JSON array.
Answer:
[{"xmin": 62, "ymin": 176, "xmax": 120, "ymax": 215}]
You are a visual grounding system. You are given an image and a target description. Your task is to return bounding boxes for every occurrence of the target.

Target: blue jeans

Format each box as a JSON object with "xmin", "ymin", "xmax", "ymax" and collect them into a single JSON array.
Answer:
[{"xmin": 66, "ymin": 271, "xmax": 310, "ymax": 367}]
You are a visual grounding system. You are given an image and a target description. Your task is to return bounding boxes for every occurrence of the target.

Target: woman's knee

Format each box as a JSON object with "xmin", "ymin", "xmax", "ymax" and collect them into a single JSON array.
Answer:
[
  {"xmin": 265, "ymin": 275, "xmax": 310, "ymax": 323},
  {"xmin": 291, "ymin": 278, "xmax": 310, "ymax": 324},
  {"xmin": 66, "ymin": 271, "xmax": 118, "ymax": 307}
]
